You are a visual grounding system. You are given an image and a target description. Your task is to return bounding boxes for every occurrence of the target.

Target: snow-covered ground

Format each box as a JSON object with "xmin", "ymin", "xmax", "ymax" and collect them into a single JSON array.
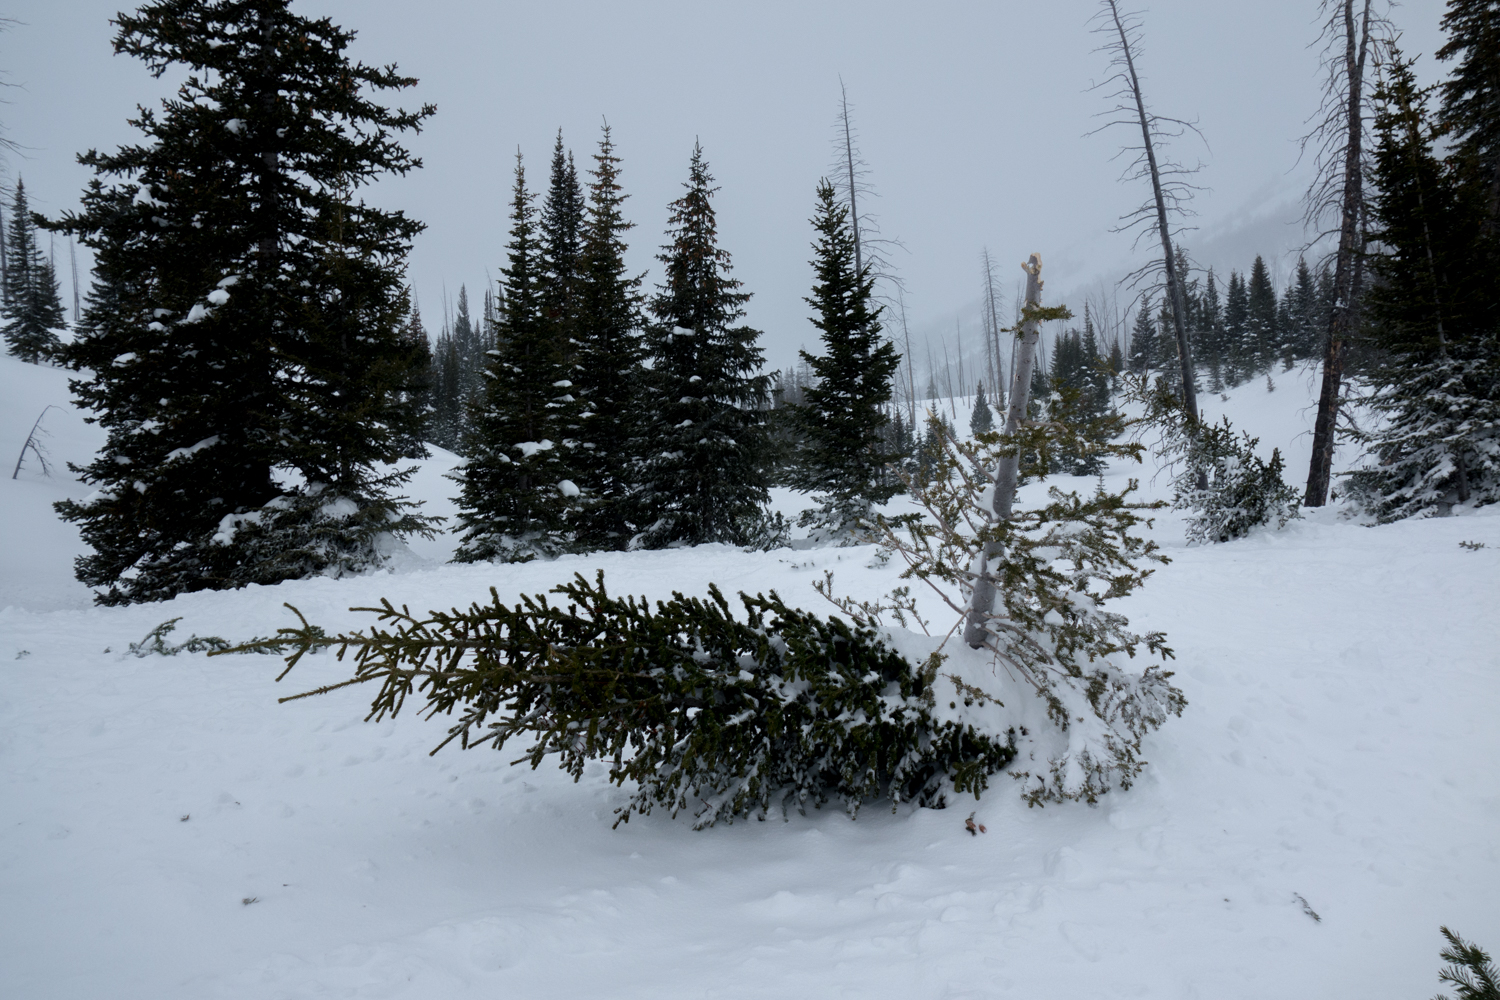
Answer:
[{"xmin": 2, "ymin": 355, "xmax": 1497, "ymax": 999}]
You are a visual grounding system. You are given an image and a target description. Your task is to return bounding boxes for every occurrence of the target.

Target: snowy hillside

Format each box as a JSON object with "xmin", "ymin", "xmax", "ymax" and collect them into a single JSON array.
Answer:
[{"xmin": 2, "ymin": 359, "xmax": 1497, "ymax": 999}]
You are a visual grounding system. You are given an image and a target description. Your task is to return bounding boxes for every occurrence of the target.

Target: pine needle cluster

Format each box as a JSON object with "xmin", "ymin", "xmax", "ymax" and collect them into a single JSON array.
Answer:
[{"xmin": 1432, "ymin": 926, "xmax": 1500, "ymax": 1000}]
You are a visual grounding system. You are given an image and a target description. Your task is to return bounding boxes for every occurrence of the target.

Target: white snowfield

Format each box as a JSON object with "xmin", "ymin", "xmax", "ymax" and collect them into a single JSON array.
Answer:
[{"xmin": 2, "ymin": 352, "xmax": 1497, "ymax": 999}]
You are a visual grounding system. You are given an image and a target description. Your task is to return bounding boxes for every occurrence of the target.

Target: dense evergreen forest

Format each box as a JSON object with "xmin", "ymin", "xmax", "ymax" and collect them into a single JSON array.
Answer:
[{"xmin": 0, "ymin": 0, "xmax": 1495, "ymax": 601}]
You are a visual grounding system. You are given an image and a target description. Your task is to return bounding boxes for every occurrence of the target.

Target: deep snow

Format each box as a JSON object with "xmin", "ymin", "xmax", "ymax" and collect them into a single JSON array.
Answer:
[{"xmin": 2, "ymin": 353, "xmax": 1497, "ymax": 999}]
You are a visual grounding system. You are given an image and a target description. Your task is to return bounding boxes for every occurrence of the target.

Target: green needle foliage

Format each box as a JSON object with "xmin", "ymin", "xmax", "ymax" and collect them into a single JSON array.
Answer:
[
  {"xmin": 222, "ymin": 571, "xmax": 1017, "ymax": 828},
  {"xmin": 1433, "ymin": 927, "xmax": 1500, "ymax": 1000}
]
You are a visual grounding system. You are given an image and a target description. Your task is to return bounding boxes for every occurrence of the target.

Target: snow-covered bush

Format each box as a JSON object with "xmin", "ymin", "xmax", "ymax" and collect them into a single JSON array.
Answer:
[
  {"xmin": 840, "ymin": 412, "xmax": 1186, "ymax": 806},
  {"xmin": 1173, "ymin": 420, "xmax": 1301, "ymax": 544},
  {"xmin": 1128, "ymin": 375, "xmax": 1300, "ymax": 543},
  {"xmin": 231, "ymin": 571, "xmax": 1016, "ymax": 828}
]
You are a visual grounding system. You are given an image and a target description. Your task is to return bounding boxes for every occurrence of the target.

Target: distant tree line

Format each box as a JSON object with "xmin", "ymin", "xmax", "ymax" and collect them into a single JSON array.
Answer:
[{"xmin": 1127, "ymin": 252, "xmax": 1335, "ymax": 389}]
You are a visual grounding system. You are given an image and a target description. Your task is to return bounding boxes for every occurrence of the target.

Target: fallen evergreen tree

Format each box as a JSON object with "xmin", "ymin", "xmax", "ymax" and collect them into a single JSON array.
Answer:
[{"xmin": 222, "ymin": 573, "xmax": 1016, "ymax": 828}]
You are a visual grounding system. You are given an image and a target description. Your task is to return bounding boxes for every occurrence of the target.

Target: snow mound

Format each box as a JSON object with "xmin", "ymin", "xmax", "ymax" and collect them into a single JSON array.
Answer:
[{"xmin": 1, "ymin": 358, "xmax": 1497, "ymax": 997}]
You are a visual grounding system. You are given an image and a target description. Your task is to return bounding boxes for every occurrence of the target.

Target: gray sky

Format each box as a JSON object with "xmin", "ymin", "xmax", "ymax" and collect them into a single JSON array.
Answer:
[{"xmin": 2, "ymin": 0, "xmax": 1446, "ymax": 372}]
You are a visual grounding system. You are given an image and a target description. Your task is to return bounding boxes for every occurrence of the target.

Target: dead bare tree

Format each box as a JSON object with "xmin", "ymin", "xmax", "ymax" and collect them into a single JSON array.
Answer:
[
  {"xmin": 12, "ymin": 405, "xmax": 58, "ymax": 480},
  {"xmin": 831, "ymin": 80, "xmax": 905, "ymax": 306},
  {"xmin": 1300, "ymin": 0, "xmax": 1388, "ymax": 507},
  {"xmin": 1091, "ymin": 1, "xmax": 1204, "ymax": 427},
  {"xmin": 981, "ymin": 248, "xmax": 1006, "ymax": 407},
  {"xmin": 69, "ymin": 234, "xmax": 81, "ymax": 327},
  {"xmin": 896, "ymin": 290, "xmax": 917, "ymax": 427}
]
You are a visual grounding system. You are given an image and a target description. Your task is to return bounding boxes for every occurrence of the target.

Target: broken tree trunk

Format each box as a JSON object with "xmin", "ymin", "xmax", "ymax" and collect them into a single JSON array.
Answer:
[{"xmin": 963, "ymin": 253, "xmax": 1045, "ymax": 649}]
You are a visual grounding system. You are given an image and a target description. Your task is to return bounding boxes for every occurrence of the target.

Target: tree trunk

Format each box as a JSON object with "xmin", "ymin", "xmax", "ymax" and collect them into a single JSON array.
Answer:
[
  {"xmin": 964, "ymin": 253, "xmax": 1044, "ymax": 648},
  {"xmin": 840, "ymin": 82, "xmax": 862, "ymax": 279},
  {"xmin": 1305, "ymin": 0, "xmax": 1373, "ymax": 507},
  {"xmin": 984, "ymin": 249, "xmax": 1006, "ymax": 408},
  {"xmin": 1104, "ymin": 0, "xmax": 1199, "ymax": 425},
  {"xmin": 0, "ymin": 202, "xmax": 8, "ymax": 306},
  {"xmin": 899, "ymin": 294, "xmax": 916, "ymax": 428}
]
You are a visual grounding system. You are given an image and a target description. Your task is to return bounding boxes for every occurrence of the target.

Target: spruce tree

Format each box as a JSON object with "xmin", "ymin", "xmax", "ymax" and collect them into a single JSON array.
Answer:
[
  {"xmin": 1199, "ymin": 266, "xmax": 1225, "ymax": 387},
  {"xmin": 1080, "ymin": 307, "xmax": 1110, "ymax": 413},
  {"xmin": 970, "ymin": 382, "xmax": 994, "ymax": 435},
  {"xmin": 453, "ymin": 153, "xmax": 582, "ymax": 562},
  {"xmin": 451, "ymin": 285, "xmax": 480, "ymax": 418},
  {"xmin": 1107, "ymin": 338, "xmax": 1125, "ymax": 390},
  {"xmin": 791, "ymin": 179, "xmax": 902, "ymax": 539},
  {"xmin": 1154, "ymin": 297, "xmax": 1180, "ymax": 372},
  {"xmin": 1223, "ymin": 270, "xmax": 1250, "ymax": 384},
  {"xmin": 1246, "ymin": 255, "xmax": 1278, "ymax": 373},
  {"xmin": 633, "ymin": 143, "xmax": 771, "ymax": 548},
  {"xmin": 572, "ymin": 123, "xmax": 645, "ymax": 548},
  {"xmin": 1348, "ymin": 51, "xmax": 1500, "ymax": 517},
  {"xmin": 540, "ymin": 131, "xmax": 585, "ymax": 349},
  {"xmin": 1437, "ymin": 0, "xmax": 1500, "ymax": 230},
  {"xmin": 394, "ymin": 301, "xmax": 432, "ymax": 459},
  {"xmin": 1043, "ymin": 323, "xmax": 1113, "ymax": 476},
  {"xmin": 425, "ymin": 286, "xmax": 495, "ymax": 454},
  {"xmin": 50, "ymin": 0, "xmax": 435, "ymax": 605},
  {"xmin": 428, "ymin": 320, "xmax": 463, "ymax": 451},
  {"xmin": 1, "ymin": 179, "xmax": 66, "ymax": 363},
  {"xmin": 1127, "ymin": 301, "xmax": 1158, "ymax": 373},
  {"xmin": 1286, "ymin": 256, "xmax": 1321, "ymax": 362}
]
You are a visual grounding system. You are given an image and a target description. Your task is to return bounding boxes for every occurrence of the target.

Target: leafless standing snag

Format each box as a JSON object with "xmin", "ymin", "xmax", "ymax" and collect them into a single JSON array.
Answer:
[
  {"xmin": 1301, "ymin": 0, "xmax": 1388, "ymax": 507},
  {"xmin": 895, "ymin": 288, "xmax": 918, "ymax": 428},
  {"xmin": 981, "ymin": 247, "xmax": 1006, "ymax": 408},
  {"xmin": 1091, "ymin": 0, "xmax": 1203, "ymax": 433},
  {"xmin": 831, "ymin": 79, "xmax": 905, "ymax": 308},
  {"xmin": 831, "ymin": 81, "xmax": 910, "ymax": 431}
]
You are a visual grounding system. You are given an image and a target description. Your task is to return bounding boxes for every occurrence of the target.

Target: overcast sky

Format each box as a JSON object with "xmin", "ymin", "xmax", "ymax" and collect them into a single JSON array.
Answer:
[{"xmin": 2, "ymin": 0, "xmax": 1446, "ymax": 372}]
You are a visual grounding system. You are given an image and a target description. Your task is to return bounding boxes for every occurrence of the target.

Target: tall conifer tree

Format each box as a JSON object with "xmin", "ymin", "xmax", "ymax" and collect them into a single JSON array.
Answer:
[
  {"xmin": 540, "ymin": 130, "xmax": 585, "ymax": 352},
  {"xmin": 791, "ymin": 179, "xmax": 901, "ymax": 539},
  {"xmin": 970, "ymin": 383, "xmax": 994, "ymax": 435},
  {"xmin": 572, "ymin": 123, "xmax": 645, "ymax": 548},
  {"xmin": 50, "ymin": 0, "xmax": 435, "ymax": 605},
  {"xmin": 1223, "ymin": 270, "xmax": 1250, "ymax": 384},
  {"xmin": 1128, "ymin": 301, "xmax": 1158, "ymax": 373},
  {"xmin": 1246, "ymin": 255, "xmax": 1278, "ymax": 373},
  {"xmin": 2, "ymin": 179, "xmax": 66, "ymax": 362},
  {"xmin": 394, "ymin": 300, "xmax": 432, "ymax": 458},
  {"xmin": 453, "ymin": 153, "xmax": 582, "ymax": 562},
  {"xmin": 634, "ymin": 143, "xmax": 770, "ymax": 548},
  {"xmin": 1285, "ymin": 256, "xmax": 1321, "ymax": 363}
]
